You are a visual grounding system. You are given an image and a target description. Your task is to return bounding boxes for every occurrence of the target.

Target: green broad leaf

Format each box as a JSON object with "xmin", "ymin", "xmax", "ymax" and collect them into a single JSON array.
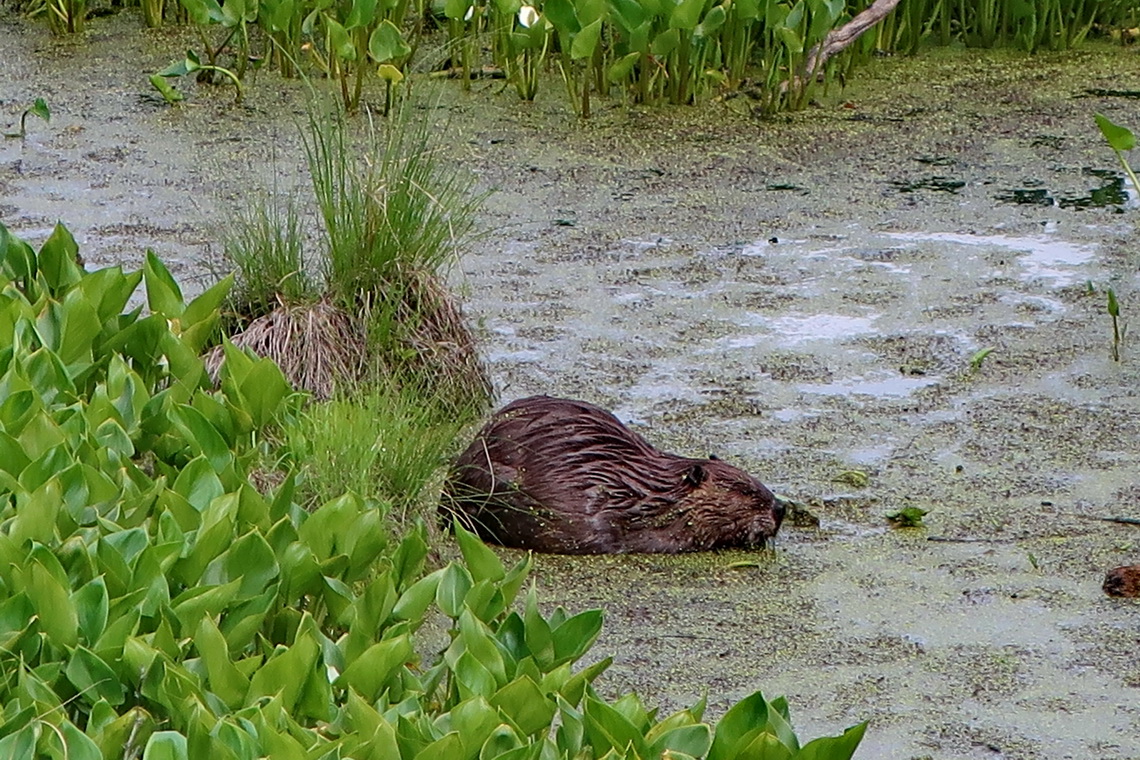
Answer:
[
  {"xmin": 91, "ymin": 706, "xmax": 156, "ymax": 760},
  {"xmin": 708, "ymin": 690, "xmax": 788, "ymax": 760},
  {"xmin": 55, "ymin": 719, "xmax": 102, "ymax": 760},
  {"xmin": 73, "ymin": 576, "xmax": 110, "ymax": 645},
  {"xmin": 454, "ymin": 650, "xmax": 497, "ymax": 698},
  {"xmin": 27, "ymin": 97, "xmax": 50, "ymax": 123},
  {"xmin": 571, "ymin": 18, "xmax": 603, "ymax": 59},
  {"xmin": 490, "ymin": 676, "xmax": 556, "ymax": 736},
  {"xmin": 552, "ymin": 609, "xmax": 603, "ymax": 664},
  {"xmin": 733, "ymin": 731, "xmax": 794, "ymax": 759},
  {"xmin": 219, "ymin": 584, "xmax": 276, "ymax": 653},
  {"xmin": 1095, "ymin": 113, "xmax": 1136, "ymax": 152},
  {"xmin": 179, "ymin": 0, "xmax": 223, "ymax": 24},
  {"xmin": 143, "ymin": 251, "xmax": 185, "ymax": 319},
  {"xmin": 279, "ymin": 541, "xmax": 323, "ymax": 602},
  {"xmin": 9, "ymin": 478, "xmax": 61, "ymax": 547},
  {"xmin": 170, "ymin": 578, "xmax": 241, "ymax": 633},
  {"xmin": 648, "ymin": 723, "xmax": 711, "ymax": 758},
  {"xmin": 670, "ymin": 0, "xmax": 705, "ymax": 29},
  {"xmin": 28, "ymin": 560, "xmax": 79, "ymax": 647},
  {"xmin": 415, "ymin": 732, "xmax": 463, "ymax": 760},
  {"xmin": 0, "ymin": 724, "xmax": 36, "ymax": 760},
  {"xmin": 345, "ymin": 509, "xmax": 389, "ymax": 582},
  {"xmin": 0, "ymin": 592, "xmax": 34, "ymax": 651},
  {"xmin": 157, "ymin": 57, "xmax": 192, "ymax": 77},
  {"xmin": 66, "ymin": 645, "xmax": 127, "ymax": 706},
  {"xmin": 195, "ymin": 616, "xmax": 250, "ymax": 709},
  {"xmin": 172, "ymin": 404, "xmax": 231, "ymax": 472},
  {"xmin": 238, "ymin": 357, "xmax": 290, "ymax": 428},
  {"xmin": 245, "ymin": 632, "xmax": 320, "ymax": 710},
  {"xmin": 344, "ymin": 0, "xmax": 377, "ymax": 27},
  {"xmin": 326, "ymin": 16, "xmax": 357, "ymax": 61},
  {"xmin": 142, "ymin": 731, "xmax": 189, "ymax": 760},
  {"xmin": 368, "ymin": 20, "xmax": 412, "ymax": 63},
  {"xmin": 149, "ymin": 74, "xmax": 185, "ymax": 104},
  {"xmin": 454, "ymin": 521, "xmax": 506, "ymax": 582},
  {"xmin": 38, "ymin": 222, "xmax": 83, "ymax": 296},
  {"xmin": 458, "ymin": 608, "xmax": 507, "ymax": 682},
  {"xmin": 202, "ymin": 529, "xmax": 279, "ymax": 597},
  {"xmin": 651, "ymin": 26, "xmax": 681, "ymax": 55},
  {"xmin": 172, "ymin": 455, "xmax": 225, "ymax": 512},
  {"xmin": 577, "ymin": 0, "xmax": 605, "ymax": 24},
  {"xmin": 0, "ymin": 430, "xmax": 31, "ymax": 477},
  {"xmin": 777, "ymin": 24, "xmax": 803, "ymax": 53},
  {"xmin": 562, "ymin": 657, "xmax": 609, "ymax": 708},
  {"xmin": 94, "ymin": 417, "xmax": 135, "ymax": 457},
  {"xmin": 390, "ymin": 524, "xmax": 429, "ymax": 588},
  {"xmin": 443, "ymin": 0, "xmax": 470, "ymax": 20},
  {"xmin": 695, "ymin": 3, "xmax": 725, "ymax": 35},
  {"xmin": 608, "ymin": 51, "xmax": 641, "ymax": 83},
  {"xmin": 56, "ymin": 291, "xmax": 101, "ymax": 366},
  {"xmin": 178, "ymin": 273, "xmax": 232, "ymax": 349},
  {"xmin": 583, "ymin": 695, "xmax": 650, "ymax": 758},
  {"xmin": 522, "ymin": 586, "xmax": 554, "ymax": 666},
  {"xmin": 392, "ymin": 567, "xmax": 443, "ymax": 621},
  {"xmin": 437, "ymin": 562, "xmax": 474, "ymax": 618},
  {"xmin": 448, "ymin": 697, "xmax": 501, "ymax": 756},
  {"xmin": 542, "ymin": 0, "xmax": 577, "ymax": 33},
  {"xmin": 796, "ymin": 722, "xmax": 867, "ymax": 760},
  {"xmin": 479, "ymin": 724, "xmax": 524, "ymax": 759},
  {"xmin": 338, "ymin": 634, "xmax": 413, "ymax": 701},
  {"xmin": 609, "ymin": 0, "xmax": 645, "ymax": 30},
  {"xmin": 299, "ymin": 492, "xmax": 360, "ymax": 561},
  {"xmin": 734, "ymin": 0, "xmax": 760, "ymax": 20}
]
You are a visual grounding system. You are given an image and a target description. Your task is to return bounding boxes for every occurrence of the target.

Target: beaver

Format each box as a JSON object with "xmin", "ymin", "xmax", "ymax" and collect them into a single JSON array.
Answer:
[{"xmin": 440, "ymin": 395, "xmax": 787, "ymax": 554}]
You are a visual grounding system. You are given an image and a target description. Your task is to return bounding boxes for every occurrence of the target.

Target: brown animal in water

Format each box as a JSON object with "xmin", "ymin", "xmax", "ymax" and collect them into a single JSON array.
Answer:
[
  {"xmin": 440, "ymin": 395, "xmax": 787, "ymax": 554},
  {"xmin": 1103, "ymin": 565, "xmax": 1140, "ymax": 598}
]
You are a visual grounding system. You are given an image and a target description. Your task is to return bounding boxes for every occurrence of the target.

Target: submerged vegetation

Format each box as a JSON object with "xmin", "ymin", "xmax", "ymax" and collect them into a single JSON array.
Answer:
[
  {"xmin": 0, "ymin": 220, "xmax": 868, "ymax": 759},
  {"xmin": 13, "ymin": 0, "xmax": 1140, "ymax": 114}
]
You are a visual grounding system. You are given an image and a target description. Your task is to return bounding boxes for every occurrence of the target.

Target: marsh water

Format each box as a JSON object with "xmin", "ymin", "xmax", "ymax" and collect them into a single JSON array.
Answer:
[{"xmin": 2, "ymin": 13, "xmax": 1140, "ymax": 758}]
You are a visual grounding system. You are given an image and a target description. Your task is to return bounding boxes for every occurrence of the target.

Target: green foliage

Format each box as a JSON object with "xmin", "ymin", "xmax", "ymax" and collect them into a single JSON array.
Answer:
[
  {"xmin": 1095, "ymin": 113, "xmax": 1140, "ymax": 205},
  {"xmin": 222, "ymin": 191, "xmax": 314, "ymax": 321},
  {"xmin": 282, "ymin": 383, "xmax": 464, "ymax": 519},
  {"xmin": 0, "ymin": 221, "xmax": 865, "ymax": 759},
  {"xmin": 4, "ymin": 98, "xmax": 51, "ymax": 140},
  {"xmin": 886, "ymin": 506, "xmax": 928, "ymax": 527}
]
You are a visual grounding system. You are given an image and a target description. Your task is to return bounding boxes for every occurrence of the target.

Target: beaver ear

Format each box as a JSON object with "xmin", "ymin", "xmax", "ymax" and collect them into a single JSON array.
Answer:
[
  {"xmin": 708, "ymin": 453, "xmax": 720, "ymax": 461},
  {"xmin": 683, "ymin": 464, "xmax": 707, "ymax": 488}
]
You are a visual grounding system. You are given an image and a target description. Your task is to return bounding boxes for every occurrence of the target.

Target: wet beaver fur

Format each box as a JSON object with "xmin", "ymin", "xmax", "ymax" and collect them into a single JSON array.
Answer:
[{"xmin": 441, "ymin": 395, "xmax": 787, "ymax": 554}]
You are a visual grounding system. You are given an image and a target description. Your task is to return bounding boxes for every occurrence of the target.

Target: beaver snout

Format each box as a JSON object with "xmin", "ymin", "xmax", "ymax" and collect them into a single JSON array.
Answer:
[{"xmin": 773, "ymin": 496, "xmax": 790, "ymax": 526}]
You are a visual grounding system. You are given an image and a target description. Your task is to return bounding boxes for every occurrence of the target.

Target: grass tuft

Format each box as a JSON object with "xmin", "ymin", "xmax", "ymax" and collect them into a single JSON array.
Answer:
[{"xmin": 283, "ymin": 383, "xmax": 465, "ymax": 525}]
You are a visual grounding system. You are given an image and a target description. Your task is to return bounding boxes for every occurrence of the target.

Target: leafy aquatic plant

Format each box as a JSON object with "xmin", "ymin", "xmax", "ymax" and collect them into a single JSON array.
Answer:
[
  {"xmin": 1094, "ymin": 113, "xmax": 1140, "ymax": 200},
  {"xmin": 3, "ymin": 98, "xmax": 50, "ymax": 139},
  {"xmin": 1107, "ymin": 287, "xmax": 1124, "ymax": 362},
  {"xmin": 155, "ymin": 49, "xmax": 245, "ymax": 103},
  {"xmin": 0, "ymin": 220, "xmax": 868, "ymax": 759}
]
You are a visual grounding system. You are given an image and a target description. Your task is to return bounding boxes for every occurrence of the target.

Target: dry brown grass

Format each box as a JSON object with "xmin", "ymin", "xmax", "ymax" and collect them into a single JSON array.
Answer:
[
  {"xmin": 205, "ymin": 274, "xmax": 492, "ymax": 411},
  {"xmin": 205, "ymin": 298, "xmax": 367, "ymax": 400}
]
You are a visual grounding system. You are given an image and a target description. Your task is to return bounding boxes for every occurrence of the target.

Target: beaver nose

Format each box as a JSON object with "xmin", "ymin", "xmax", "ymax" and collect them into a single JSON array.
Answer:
[{"xmin": 773, "ymin": 496, "xmax": 790, "ymax": 524}]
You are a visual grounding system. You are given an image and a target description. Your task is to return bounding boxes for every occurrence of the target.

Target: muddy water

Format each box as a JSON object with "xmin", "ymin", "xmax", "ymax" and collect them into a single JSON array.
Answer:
[{"xmin": 3, "ymin": 11, "xmax": 1140, "ymax": 758}]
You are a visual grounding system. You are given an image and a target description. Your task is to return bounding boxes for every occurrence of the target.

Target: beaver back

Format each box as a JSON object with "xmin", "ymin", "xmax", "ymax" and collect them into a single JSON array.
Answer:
[{"xmin": 441, "ymin": 395, "xmax": 784, "ymax": 554}]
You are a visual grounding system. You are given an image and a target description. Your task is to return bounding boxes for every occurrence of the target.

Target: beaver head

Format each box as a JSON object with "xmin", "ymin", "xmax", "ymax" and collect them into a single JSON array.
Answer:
[
  {"xmin": 639, "ymin": 458, "xmax": 788, "ymax": 553},
  {"xmin": 441, "ymin": 395, "xmax": 787, "ymax": 554}
]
